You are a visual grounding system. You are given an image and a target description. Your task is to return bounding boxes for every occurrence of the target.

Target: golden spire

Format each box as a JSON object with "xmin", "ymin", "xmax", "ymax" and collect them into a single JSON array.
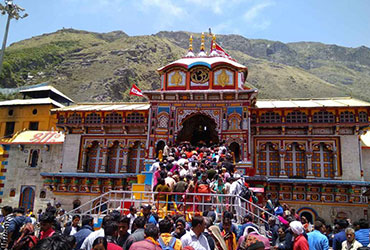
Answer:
[
  {"xmin": 189, "ymin": 35, "xmax": 193, "ymax": 51},
  {"xmin": 212, "ymin": 34, "xmax": 216, "ymax": 50},
  {"xmin": 200, "ymin": 32, "xmax": 205, "ymax": 51}
]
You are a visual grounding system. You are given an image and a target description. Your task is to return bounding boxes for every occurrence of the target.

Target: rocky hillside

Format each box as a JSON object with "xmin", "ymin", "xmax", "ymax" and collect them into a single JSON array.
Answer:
[{"xmin": 1, "ymin": 29, "xmax": 369, "ymax": 102}]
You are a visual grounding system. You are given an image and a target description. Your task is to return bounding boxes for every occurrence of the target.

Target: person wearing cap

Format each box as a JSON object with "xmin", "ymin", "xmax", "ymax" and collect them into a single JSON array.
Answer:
[
  {"xmin": 142, "ymin": 205, "xmax": 157, "ymax": 225},
  {"xmin": 290, "ymin": 221, "xmax": 309, "ymax": 250}
]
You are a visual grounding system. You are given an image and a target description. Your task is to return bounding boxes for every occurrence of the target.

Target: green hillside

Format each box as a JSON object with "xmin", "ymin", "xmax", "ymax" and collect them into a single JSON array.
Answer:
[{"xmin": 1, "ymin": 29, "xmax": 368, "ymax": 102}]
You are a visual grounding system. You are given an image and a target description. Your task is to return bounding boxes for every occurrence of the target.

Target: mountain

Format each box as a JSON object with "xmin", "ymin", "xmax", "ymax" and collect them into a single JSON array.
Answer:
[{"xmin": 1, "ymin": 29, "xmax": 369, "ymax": 102}]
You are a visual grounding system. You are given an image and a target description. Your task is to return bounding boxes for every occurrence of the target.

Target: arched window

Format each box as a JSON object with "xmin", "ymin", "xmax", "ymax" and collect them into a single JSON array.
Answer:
[
  {"xmin": 258, "ymin": 143, "xmax": 280, "ymax": 176},
  {"xmin": 39, "ymin": 190, "xmax": 46, "ymax": 199},
  {"xmin": 19, "ymin": 186, "xmax": 35, "ymax": 211},
  {"xmin": 260, "ymin": 112, "xmax": 281, "ymax": 124},
  {"xmin": 87, "ymin": 142, "xmax": 103, "ymax": 173},
  {"xmin": 340, "ymin": 111, "xmax": 355, "ymax": 123},
  {"xmin": 105, "ymin": 113, "xmax": 123, "ymax": 124},
  {"xmin": 67, "ymin": 113, "xmax": 82, "ymax": 124},
  {"xmin": 286, "ymin": 111, "xmax": 308, "ymax": 123},
  {"xmin": 312, "ymin": 143, "xmax": 334, "ymax": 178},
  {"xmin": 359, "ymin": 111, "xmax": 368, "ymax": 123},
  {"xmin": 9, "ymin": 188, "xmax": 16, "ymax": 197},
  {"xmin": 285, "ymin": 143, "xmax": 306, "ymax": 177},
  {"xmin": 29, "ymin": 149, "xmax": 40, "ymax": 168},
  {"xmin": 312, "ymin": 111, "xmax": 335, "ymax": 123},
  {"xmin": 107, "ymin": 141, "xmax": 125, "ymax": 173},
  {"xmin": 85, "ymin": 113, "xmax": 101, "ymax": 124},
  {"xmin": 126, "ymin": 112, "xmax": 145, "ymax": 124},
  {"xmin": 127, "ymin": 142, "xmax": 145, "ymax": 173}
]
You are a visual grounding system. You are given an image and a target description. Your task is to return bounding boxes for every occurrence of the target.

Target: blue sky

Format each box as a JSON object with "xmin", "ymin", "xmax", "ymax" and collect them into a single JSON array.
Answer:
[{"xmin": 0, "ymin": 0, "xmax": 369, "ymax": 48}]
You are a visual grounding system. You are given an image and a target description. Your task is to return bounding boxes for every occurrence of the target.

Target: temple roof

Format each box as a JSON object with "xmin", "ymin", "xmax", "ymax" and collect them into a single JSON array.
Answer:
[
  {"xmin": 51, "ymin": 102, "xmax": 150, "ymax": 112},
  {"xmin": 0, "ymin": 97, "xmax": 64, "ymax": 108},
  {"xmin": 256, "ymin": 97, "xmax": 370, "ymax": 108},
  {"xmin": 20, "ymin": 85, "xmax": 74, "ymax": 104},
  {"xmin": 158, "ymin": 56, "xmax": 247, "ymax": 73}
]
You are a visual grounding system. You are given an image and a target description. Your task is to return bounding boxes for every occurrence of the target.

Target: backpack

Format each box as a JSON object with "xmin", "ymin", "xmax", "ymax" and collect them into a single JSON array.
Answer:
[
  {"xmin": 239, "ymin": 183, "xmax": 252, "ymax": 201},
  {"xmin": 158, "ymin": 236, "xmax": 176, "ymax": 250},
  {"xmin": 12, "ymin": 233, "xmax": 38, "ymax": 250}
]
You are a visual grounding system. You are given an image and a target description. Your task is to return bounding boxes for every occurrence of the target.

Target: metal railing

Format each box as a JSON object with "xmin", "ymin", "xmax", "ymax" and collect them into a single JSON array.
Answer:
[{"xmin": 66, "ymin": 190, "xmax": 277, "ymax": 226}]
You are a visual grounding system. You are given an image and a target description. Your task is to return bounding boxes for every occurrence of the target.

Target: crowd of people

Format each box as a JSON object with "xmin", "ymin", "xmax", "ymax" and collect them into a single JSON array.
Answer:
[
  {"xmin": 0, "ymin": 202, "xmax": 369, "ymax": 250},
  {"xmin": 0, "ymin": 143, "xmax": 368, "ymax": 250}
]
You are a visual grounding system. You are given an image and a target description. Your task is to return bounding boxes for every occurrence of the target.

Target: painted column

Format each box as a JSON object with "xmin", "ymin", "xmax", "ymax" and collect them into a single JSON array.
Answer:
[
  {"xmin": 255, "ymin": 149, "xmax": 260, "ymax": 175},
  {"xmin": 120, "ymin": 147, "xmax": 129, "ymax": 173},
  {"xmin": 305, "ymin": 151, "xmax": 314, "ymax": 179},
  {"xmin": 80, "ymin": 147, "xmax": 89, "ymax": 172},
  {"xmin": 333, "ymin": 149, "xmax": 340, "ymax": 179},
  {"xmin": 99, "ymin": 147, "xmax": 108, "ymax": 173},
  {"xmin": 279, "ymin": 149, "xmax": 287, "ymax": 178}
]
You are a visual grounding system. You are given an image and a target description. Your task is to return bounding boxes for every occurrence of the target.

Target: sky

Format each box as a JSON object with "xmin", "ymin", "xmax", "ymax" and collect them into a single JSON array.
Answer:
[{"xmin": 0, "ymin": 0, "xmax": 369, "ymax": 48}]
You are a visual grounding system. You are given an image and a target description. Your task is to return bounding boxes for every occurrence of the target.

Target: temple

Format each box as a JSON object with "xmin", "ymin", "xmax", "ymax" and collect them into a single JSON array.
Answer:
[{"xmin": 1, "ymin": 34, "xmax": 370, "ymax": 222}]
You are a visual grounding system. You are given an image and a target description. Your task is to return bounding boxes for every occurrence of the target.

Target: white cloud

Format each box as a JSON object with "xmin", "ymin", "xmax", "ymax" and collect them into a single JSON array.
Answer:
[
  {"xmin": 184, "ymin": 0, "xmax": 243, "ymax": 15},
  {"xmin": 140, "ymin": 0, "xmax": 186, "ymax": 16},
  {"xmin": 244, "ymin": 1, "xmax": 274, "ymax": 22}
]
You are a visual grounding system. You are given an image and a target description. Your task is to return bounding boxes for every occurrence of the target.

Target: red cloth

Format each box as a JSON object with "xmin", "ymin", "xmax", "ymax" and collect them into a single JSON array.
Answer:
[
  {"xmin": 39, "ymin": 228, "xmax": 55, "ymax": 240},
  {"xmin": 108, "ymin": 242, "xmax": 123, "ymax": 250},
  {"xmin": 293, "ymin": 234, "xmax": 309, "ymax": 250}
]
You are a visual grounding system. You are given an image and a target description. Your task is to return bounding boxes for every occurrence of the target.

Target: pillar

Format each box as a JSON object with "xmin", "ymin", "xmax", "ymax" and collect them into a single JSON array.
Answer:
[
  {"xmin": 80, "ymin": 147, "xmax": 89, "ymax": 172},
  {"xmin": 99, "ymin": 147, "xmax": 108, "ymax": 173},
  {"xmin": 120, "ymin": 147, "xmax": 129, "ymax": 173},
  {"xmin": 279, "ymin": 149, "xmax": 287, "ymax": 178},
  {"xmin": 305, "ymin": 151, "xmax": 314, "ymax": 178}
]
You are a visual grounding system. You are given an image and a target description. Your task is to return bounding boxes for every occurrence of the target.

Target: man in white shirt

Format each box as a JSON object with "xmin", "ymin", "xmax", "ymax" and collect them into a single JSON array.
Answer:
[
  {"xmin": 230, "ymin": 177, "xmax": 245, "ymax": 223},
  {"xmin": 80, "ymin": 215, "xmax": 112, "ymax": 250},
  {"xmin": 127, "ymin": 205, "xmax": 137, "ymax": 233},
  {"xmin": 181, "ymin": 216, "xmax": 210, "ymax": 250}
]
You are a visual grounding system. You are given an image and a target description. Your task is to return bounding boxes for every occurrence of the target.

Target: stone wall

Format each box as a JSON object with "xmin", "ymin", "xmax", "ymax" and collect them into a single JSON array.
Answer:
[
  {"xmin": 362, "ymin": 147, "xmax": 370, "ymax": 182},
  {"xmin": 340, "ymin": 135, "xmax": 361, "ymax": 180},
  {"xmin": 61, "ymin": 134, "xmax": 81, "ymax": 172},
  {"xmin": 288, "ymin": 202, "xmax": 368, "ymax": 224},
  {"xmin": 2, "ymin": 144, "xmax": 63, "ymax": 211}
]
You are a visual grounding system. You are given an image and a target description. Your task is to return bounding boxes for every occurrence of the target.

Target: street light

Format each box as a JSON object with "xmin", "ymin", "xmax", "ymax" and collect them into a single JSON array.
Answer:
[{"xmin": 0, "ymin": 0, "xmax": 27, "ymax": 79}]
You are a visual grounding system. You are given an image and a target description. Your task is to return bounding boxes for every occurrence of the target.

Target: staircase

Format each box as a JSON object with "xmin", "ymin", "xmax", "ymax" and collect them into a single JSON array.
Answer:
[{"xmin": 66, "ymin": 190, "xmax": 277, "ymax": 231}]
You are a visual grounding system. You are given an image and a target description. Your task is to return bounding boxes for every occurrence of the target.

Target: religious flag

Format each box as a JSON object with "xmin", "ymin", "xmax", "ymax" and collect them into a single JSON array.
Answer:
[{"xmin": 129, "ymin": 84, "xmax": 144, "ymax": 97}]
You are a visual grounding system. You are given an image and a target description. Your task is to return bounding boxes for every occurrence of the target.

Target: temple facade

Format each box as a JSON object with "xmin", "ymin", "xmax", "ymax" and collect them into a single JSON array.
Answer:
[{"xmin": 1, "ymin": 35, "xmax": 370, "ymax": 222}]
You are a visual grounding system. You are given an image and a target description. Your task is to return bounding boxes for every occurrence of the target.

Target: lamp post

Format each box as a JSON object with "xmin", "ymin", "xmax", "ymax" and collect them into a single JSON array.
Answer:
[{"xmin": 0, "ymin": 0, "xmax": 27, "ymax": 79}]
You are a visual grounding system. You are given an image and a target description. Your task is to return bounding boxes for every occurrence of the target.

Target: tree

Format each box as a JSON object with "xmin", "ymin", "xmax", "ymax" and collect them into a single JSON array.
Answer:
[{"xmin": 0, "ymin": 1, "xmax": 27, "ymax": 79}]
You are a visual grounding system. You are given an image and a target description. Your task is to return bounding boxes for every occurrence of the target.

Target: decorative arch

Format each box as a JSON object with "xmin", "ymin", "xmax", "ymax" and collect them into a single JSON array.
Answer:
[
  {"xmin": 228, "ymin": 112, "xmax": 242, "ymax": 131},
  {"xmin": 177, "ymin": 109, "xmax": 221, "ymax": 132},
  {"xmin": 297, "ymin": 207, "xmax": 318, "ymax": 223}
]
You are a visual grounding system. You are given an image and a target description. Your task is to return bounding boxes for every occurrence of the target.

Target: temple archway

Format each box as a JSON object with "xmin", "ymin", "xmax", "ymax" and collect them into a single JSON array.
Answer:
[
  {"xmin": 229, "ymin": 142, "xmax": 241, "ymax": 162},
  {"xmin": 177, "ymin": 113, "xmax": 219, "ymax": 146}
]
